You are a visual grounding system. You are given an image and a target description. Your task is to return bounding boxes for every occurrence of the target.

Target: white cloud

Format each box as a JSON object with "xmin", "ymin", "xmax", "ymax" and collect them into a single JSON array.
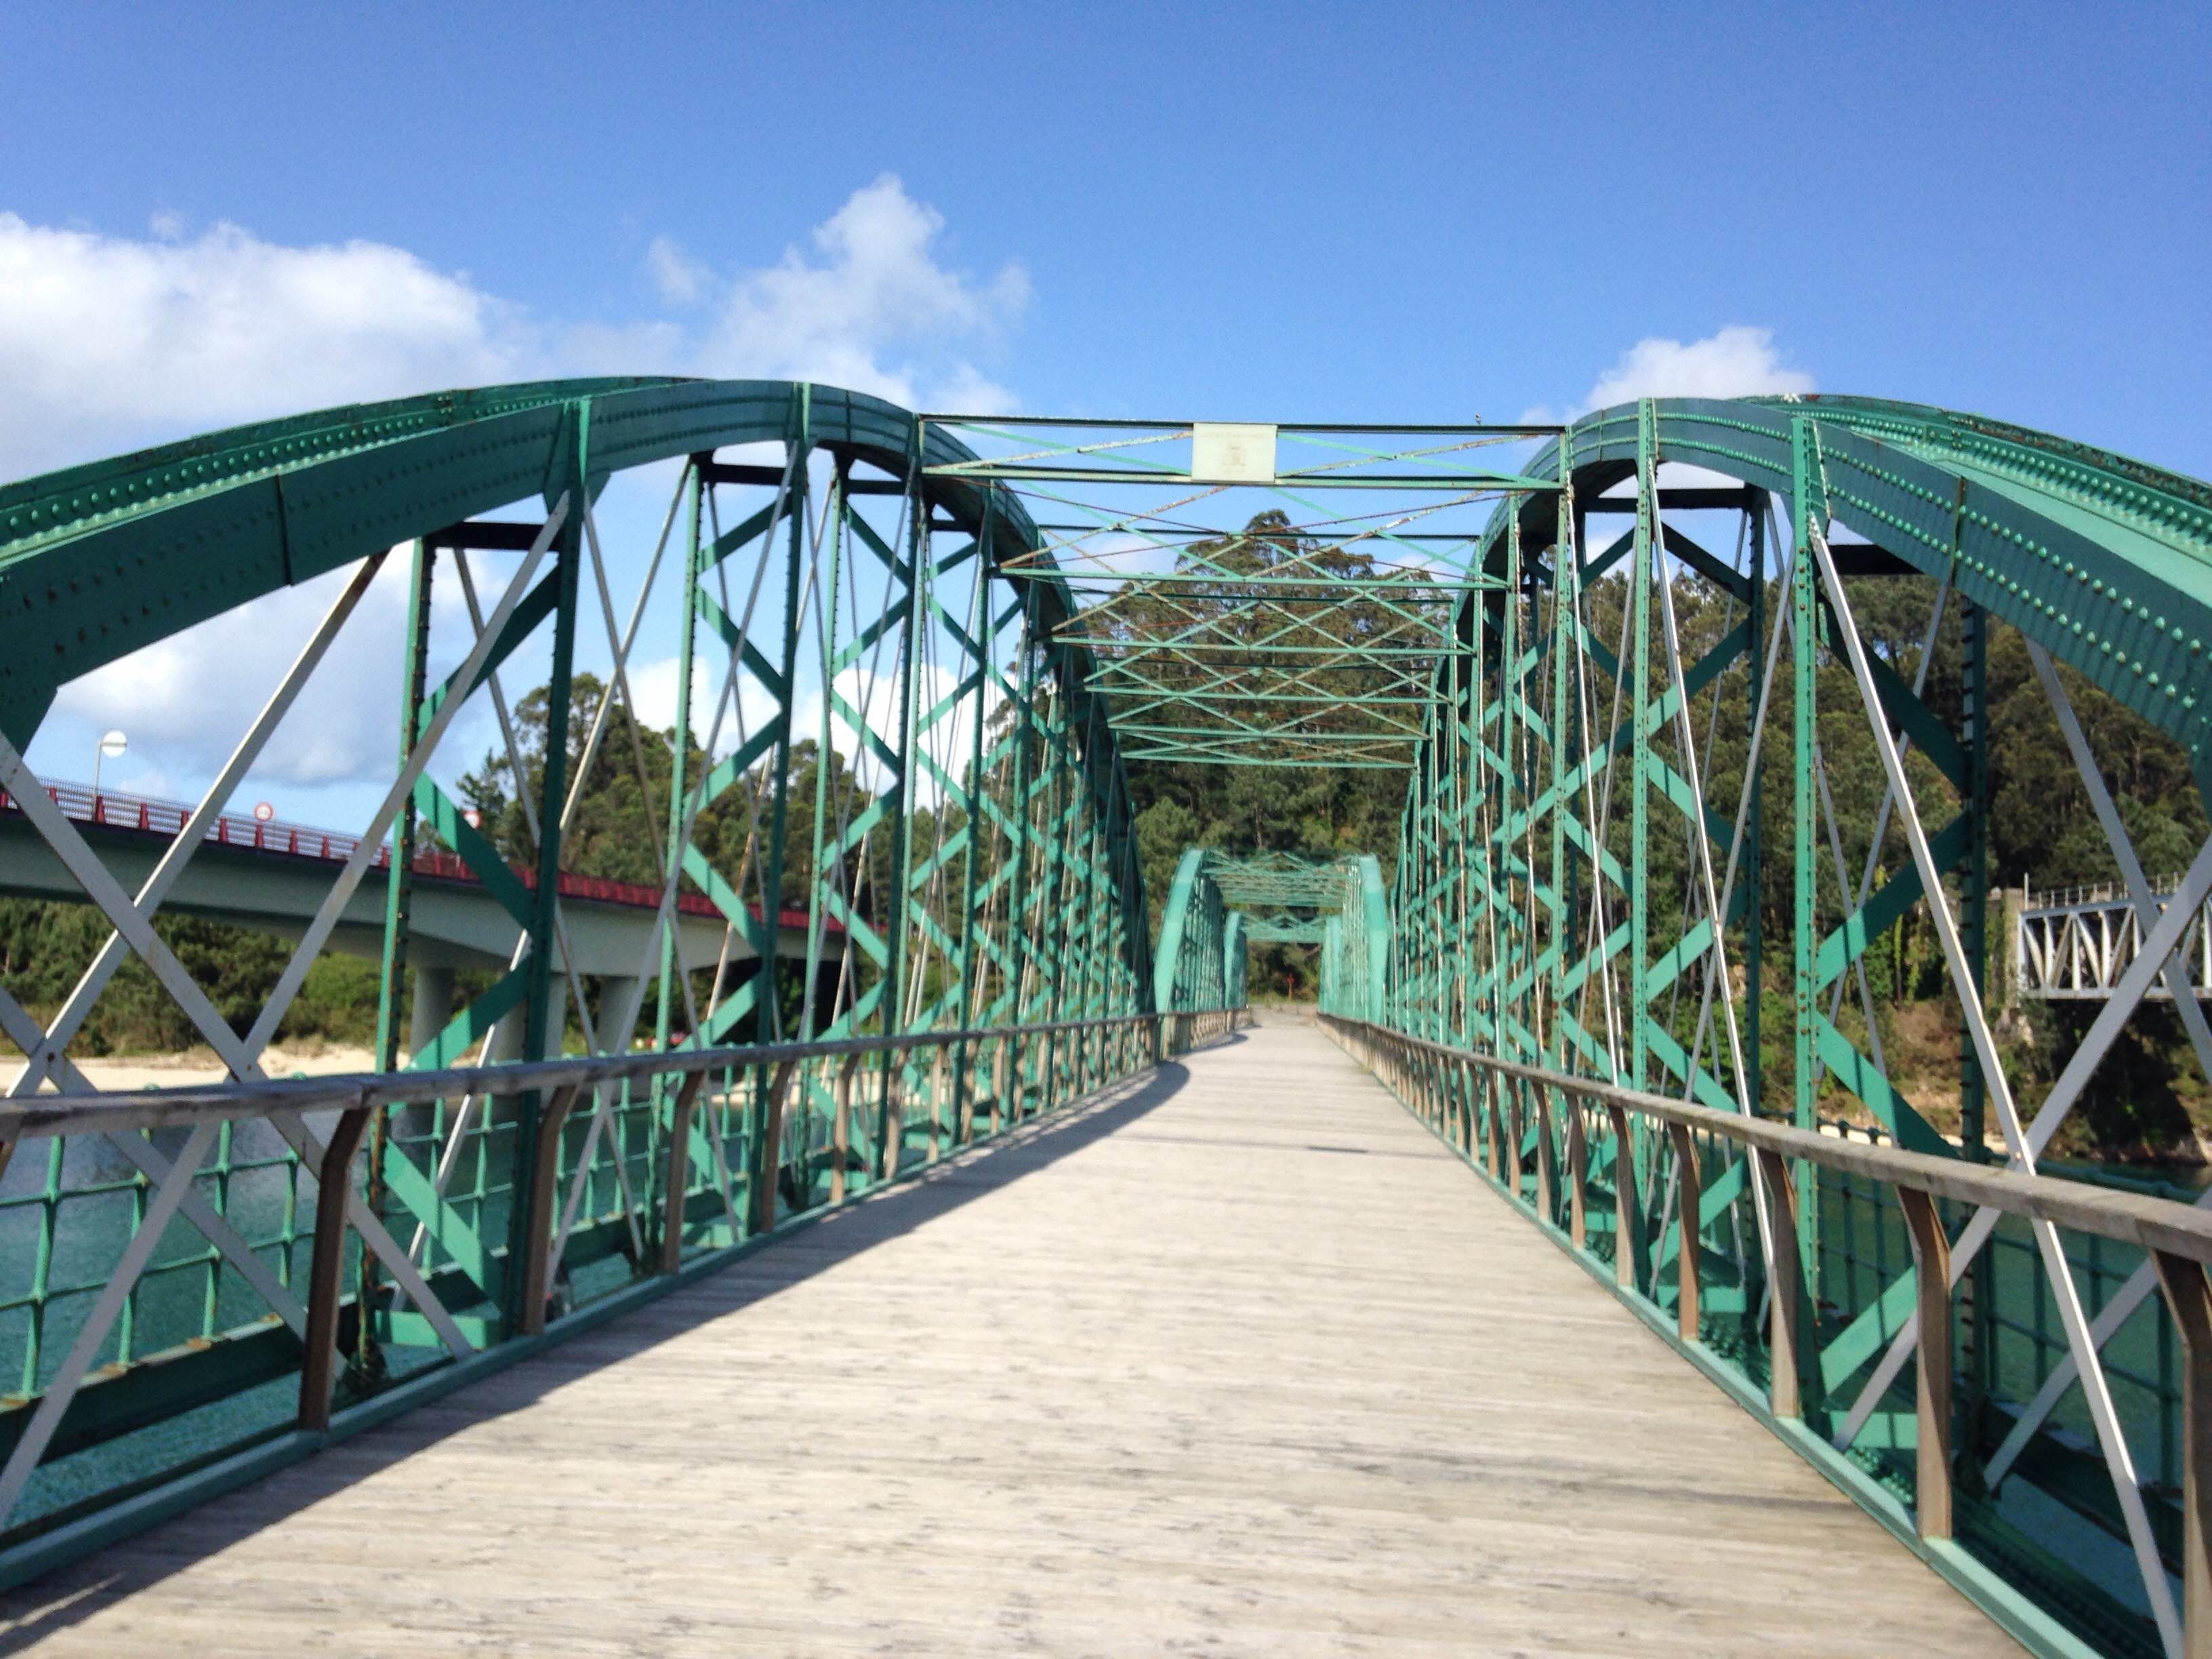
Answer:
[
  {"xmin": 0, "ymin": 177, "xmax": 1024, "ymax": 485},
  {"xmin": 1582, "ymin": 325, "xmax": 1814, "ymax": 411},
  {"xmin": 51, "ymin": 555, "xmax": 434, "ymax": 792},
  {"xmin": 0, "ymin": 213, "xmax": 533, "ymax": 478},
  {"xmin": 644, "ymin": 234, "xmax": 709, "ymax": 305},
  {"xmin": 1519, "ymin": 325, "xmax": 1816, "ymax": 428},
  {"xmin": 2, "ymin": 180, "xmax": 1030, "ymax": 798},
  {"xmin": 672, "ymin": 173, "xmax": 1028, "ymax": 413}
]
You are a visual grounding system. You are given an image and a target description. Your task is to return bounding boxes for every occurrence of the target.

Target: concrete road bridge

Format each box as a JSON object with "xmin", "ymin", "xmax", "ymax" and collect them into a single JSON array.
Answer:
[
  {"xmin": 0, "ymin": 779, "xmax": 824, "ymax": 1059},
  {"xmin": 3, "ymin": 380, "xmax": 2212, "ymax": 1656}
]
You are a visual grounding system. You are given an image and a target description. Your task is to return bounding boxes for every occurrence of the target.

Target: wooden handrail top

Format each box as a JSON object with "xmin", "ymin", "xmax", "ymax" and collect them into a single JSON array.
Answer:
[
  {"xmin": 1324, "ymin": 1016, "xmax": 2212, "ymax": 1268},
  {"xmin": 0, "ymin": 1008, "xmax": 1224, "ymax": 1142}
]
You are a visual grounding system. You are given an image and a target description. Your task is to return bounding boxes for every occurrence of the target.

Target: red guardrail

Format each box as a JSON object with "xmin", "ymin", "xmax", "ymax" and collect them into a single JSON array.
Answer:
[{"xmin": 1, "ymin": 781, "xmax": 828, "ymax": 933}]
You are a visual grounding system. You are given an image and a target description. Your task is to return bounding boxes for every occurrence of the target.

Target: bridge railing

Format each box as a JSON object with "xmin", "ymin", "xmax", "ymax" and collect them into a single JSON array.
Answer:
[
  {"xmin": 1321, "ymin": 1015, "xmax": 2212, "ymax": 1659},
  {"xmin": 0, "ymin": 1004, "xmax": 1245, "ymax": 1586},
  {"xmin": 2018, "ymin": 880, "xmax": 2212, "ymax": 1001}
]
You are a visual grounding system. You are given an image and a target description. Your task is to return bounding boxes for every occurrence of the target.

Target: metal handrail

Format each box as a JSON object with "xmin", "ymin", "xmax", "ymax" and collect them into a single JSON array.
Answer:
[
  {"xmin": 0, "ymin": 1008, "xmax": 1238, "ymax": 1141},
  {"xmin": 1319, "ymin": 1012, "xmax": 2212, "ymax": 1647},
  {"xmin": 0, "ymin": 1003, "xmax": 1248, "ymax": 1552},
  {"xmin": 1320, "ymin": 1017, "xmax": 2212, "ymax": 1264}
]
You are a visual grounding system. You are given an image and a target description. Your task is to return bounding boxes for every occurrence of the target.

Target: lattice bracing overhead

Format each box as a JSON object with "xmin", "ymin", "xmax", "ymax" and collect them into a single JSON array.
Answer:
[
  {"xmin": 15, "ymin": 372, "xmax": 2212, "ymax": 1659},
  {"xmin": 924, "ymin": 416, "xmax": 1559, "ymax": 769}
]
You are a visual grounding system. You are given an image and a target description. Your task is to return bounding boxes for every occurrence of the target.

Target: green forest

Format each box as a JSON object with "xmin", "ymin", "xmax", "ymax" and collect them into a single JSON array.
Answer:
[{"xmin": 3, "ymin": 512, "xmax": 2208, "ymax": 1158}]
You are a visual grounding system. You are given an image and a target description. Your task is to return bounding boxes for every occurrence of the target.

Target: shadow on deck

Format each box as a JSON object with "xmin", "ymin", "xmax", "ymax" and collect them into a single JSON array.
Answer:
[{"xmin": 0, "ymin": 1044, "xmax": 1234, "ymax": 1653}]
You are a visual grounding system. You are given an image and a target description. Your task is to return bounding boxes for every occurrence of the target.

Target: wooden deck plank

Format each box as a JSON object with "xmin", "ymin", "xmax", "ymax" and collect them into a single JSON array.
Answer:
[{"xmin": 1, "ymin": 1017, "xmax": 2018, "ymax": 1656}]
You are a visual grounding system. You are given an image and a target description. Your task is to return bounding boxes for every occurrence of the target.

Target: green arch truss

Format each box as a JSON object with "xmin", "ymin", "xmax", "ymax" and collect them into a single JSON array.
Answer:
[
  {"xmin": 0, "ymin": 378, "xmax": 1159, "ymax": 1502},
  {"xmin": 1377, "ymin": 392, "xmax": 2212, "ymax": 1654},
  {"xmin": 1155, "ymin": 848, "xmax": 1380, "ymax": 1015}
]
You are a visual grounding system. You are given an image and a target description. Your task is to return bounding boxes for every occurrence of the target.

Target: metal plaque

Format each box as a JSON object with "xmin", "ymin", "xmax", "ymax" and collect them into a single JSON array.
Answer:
[{"xmin": 1189, "ymin": 422, "xmax": 1277, "ymax": 483}]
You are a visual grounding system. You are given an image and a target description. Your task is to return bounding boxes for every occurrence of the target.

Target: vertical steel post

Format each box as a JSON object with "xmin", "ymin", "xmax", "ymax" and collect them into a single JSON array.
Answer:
[
  {"xmin": 875, "ymin": 445, "xmax": 930, "ymax": 1175},
  {"xmin": 800, "ymin": 464, "xmax": 846, "ymax": 1044},
  {"xmin": 1548, "ymin": 482, "xmax": 1574, "ymax": 1082},
  {"xmin": 504, "ymin": 412, "xmax": 588, "ymax": 1333},
  {"xmin": 375, "ymin": 537, "xmax": 435, "ymax": 1074},
  {"xmin": 1743, "ymin": 497, "xmax": 1765, "ymax": 1116},
  {"xmin": 363, "ymin": 535, "xmax": 434, "ymax": 1373},
  {"xmin": 747, "ymin": 417, "xmax": 809, "ymax": 1225},
  {"xmin": 1629, "ymin": 401, "xmax": 1655, "ymax": 1094},
  {"xmin": 1789, "ymin": 419, "xmax": 1825, "ymax": 1331},
  {"xmin": 1960, "ymin": 592, "xmax": 1995, "ymax": 1483},
  {"xmin": 654, "ymin": 460, "xmax": 706, "ymax": 1057},
  {"xmin": 946, "ymin": 506, "xmax": 997, "ymax": 1138}
]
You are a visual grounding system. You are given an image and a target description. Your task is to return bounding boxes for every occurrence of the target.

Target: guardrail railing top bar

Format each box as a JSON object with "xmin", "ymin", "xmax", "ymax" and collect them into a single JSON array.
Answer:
[
  {"xmin": 0, "ymin": 1008, "xmax": 1250, "ymax": 1143},
  {"xmin": 1318, "ymin": 1015, "xmax": 2212, "ymax": 1264},
  {"xmin": 1321, "ymin": 1012, "xmax": 2212, "ymax": 1659}
]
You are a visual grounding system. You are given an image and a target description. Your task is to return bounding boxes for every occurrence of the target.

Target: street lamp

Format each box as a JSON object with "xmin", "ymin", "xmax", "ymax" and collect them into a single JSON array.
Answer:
[{"xmin": 91, "ymin": 729, "xmax": 127, "ymax": 802}]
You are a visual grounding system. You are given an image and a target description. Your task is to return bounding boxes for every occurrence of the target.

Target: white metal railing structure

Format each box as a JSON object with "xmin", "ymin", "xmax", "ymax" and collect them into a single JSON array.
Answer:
[
  {"xmin": 0, "ymin": 1004, "xmax": 1245, "ymax": 1588},
  {"xmin": 2018, "ymin": 879, "xmax": 2212, "ymax": 1000}
]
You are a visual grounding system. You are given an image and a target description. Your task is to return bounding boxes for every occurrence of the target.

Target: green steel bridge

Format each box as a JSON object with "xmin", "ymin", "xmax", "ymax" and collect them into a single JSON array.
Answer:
[{"xmin": 2, "ymin": 381, "xmax": 2212, "ymax": 1655}]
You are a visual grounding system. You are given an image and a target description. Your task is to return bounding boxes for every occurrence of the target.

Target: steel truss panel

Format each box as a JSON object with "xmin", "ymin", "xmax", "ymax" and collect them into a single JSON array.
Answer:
[
  {"xmin": 0, "ymin": 380, "xmax": 1162, "ymax": 1557},
  {"xmin": 1368, "ymin": 392, "xmax": 2212, "ymax": 1659}
]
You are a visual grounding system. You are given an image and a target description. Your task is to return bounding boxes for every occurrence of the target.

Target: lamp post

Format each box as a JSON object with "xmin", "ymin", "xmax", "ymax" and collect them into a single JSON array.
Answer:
[{"xmin": 91, "ymin": 729, "xmax": 127, "ymax": 807}]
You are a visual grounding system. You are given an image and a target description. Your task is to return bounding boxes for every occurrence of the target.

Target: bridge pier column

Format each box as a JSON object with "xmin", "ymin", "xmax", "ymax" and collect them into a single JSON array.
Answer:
[
  {"xmin": 493, "ymin": 976, "xmax": 568, "ymax": 1063},
  {"xmin": 542, "ymin": 976, "xmax": 568, "ymax": 1059},
  {"xmin": 408, "ymin": 966, "xmax": 454, "ymax": 1060},
  {"xmin": 595, "ymin": 975, "xmax": 640, "ymax": 1051}
]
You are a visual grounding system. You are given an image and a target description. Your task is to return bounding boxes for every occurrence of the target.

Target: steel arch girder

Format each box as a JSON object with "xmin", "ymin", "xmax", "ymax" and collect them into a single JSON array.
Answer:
[{"xmin": 1481, "ymin": 394, "xmax": 2212, "ymax": 779}]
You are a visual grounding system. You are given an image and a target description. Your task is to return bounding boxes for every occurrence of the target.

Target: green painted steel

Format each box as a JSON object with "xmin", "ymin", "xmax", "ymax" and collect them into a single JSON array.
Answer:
[
  {"xmin": 1154, "ymin": 849, "xmax": 1374, "ymax": 1010},
  {"xmin": 921, "ymin": 416, "xmax": 1555, "ymax": 769},
  {"xmin": 0, "ymin": 379, "xmax": 1173, "ymax": 1561},
  {"xmin": 7, "ymin": 380, "xmax": 2212, "ymax": 1656},
  {"xmin": 1370, "ymin": 394, "xmax": 2212, "ymax": 1659}
]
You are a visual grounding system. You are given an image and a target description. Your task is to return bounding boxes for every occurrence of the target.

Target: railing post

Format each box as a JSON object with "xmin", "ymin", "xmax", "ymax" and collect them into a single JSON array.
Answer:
[
  {"xmin": 991, "ymin": 1040, "xmax": 1010, "ymax": 1134},
  {"xmin": 658, "ymin": 1072, "xmax": 705, "ymax": 1274},
  {"xmin": 1755, "ymin": 1148, "xmax": 1805, "ymax": 1419},
  {"xmin": 1506, "ymin": 1082, "xmax": 1526, "ymax": 1204},
  {"xmin": 1565, "ymin": 1097, "xmax": 1589, "ymax": 1249},
  {"xmin": 1483, "ymin": 1072, "xmax": 1503, "ymax": 1179},
  {"xmin": 1534, "ymin": 1090, "xmax": 1555, "ymax": 1227},
  {"xmin": 1896, "ymin": 1186, "xmax": 1953, "ymax": 1540},
  {"xmin": 882, "ymin": 1046, "xmax": 907, "ymax": 1181},
  {"xmin": 1607, "ymin": 1104, "xmax": 1638, "ymax": 1290},
  {"xmin": 751, "ymin": 1061, "xmax": 798, "ymax": 1235},
  {"xmin": 832, "ymin": 1056, "xmax": 857, "ymax": 1203},
  {"xmin": 929, "ymin": 1046, "xmax": 948, "ymax": 1162},
  {"xmin": 519, "ymin": 1084, "xmax": 583, "ymax": 1336},
  {"xmin": 957, "ymin": 1043, "xmax": 978, "ymax": 1145},
  {"xmin": 1666, "ymin": 1122, "xmax": 1700, "ymax": 1343},
  {"xmin": 298, "ymin": 1103, "xmax": 373, "ymax": 1432},
  {"xmin": 2152, "ymin": 1251, "xmax": 2212, "ymax": 1658}
]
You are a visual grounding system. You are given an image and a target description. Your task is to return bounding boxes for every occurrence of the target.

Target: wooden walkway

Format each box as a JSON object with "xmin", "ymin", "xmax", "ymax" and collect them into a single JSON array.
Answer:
[{"xmin": 1, "ymin": 1017, "xmax": 2015, "ymax": 1656}]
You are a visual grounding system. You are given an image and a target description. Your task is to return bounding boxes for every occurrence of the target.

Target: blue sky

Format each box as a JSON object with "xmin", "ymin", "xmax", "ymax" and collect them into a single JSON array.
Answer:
[{"xmin": 3, "ymin": 0, "xmax": 2207, "ymax": 821}]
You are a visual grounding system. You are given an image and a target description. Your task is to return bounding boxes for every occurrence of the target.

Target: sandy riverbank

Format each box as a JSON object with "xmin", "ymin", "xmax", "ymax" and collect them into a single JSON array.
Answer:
[{"xmin": 10, "ymin": 1043, "xmax": 380, "ymax": 1093}]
